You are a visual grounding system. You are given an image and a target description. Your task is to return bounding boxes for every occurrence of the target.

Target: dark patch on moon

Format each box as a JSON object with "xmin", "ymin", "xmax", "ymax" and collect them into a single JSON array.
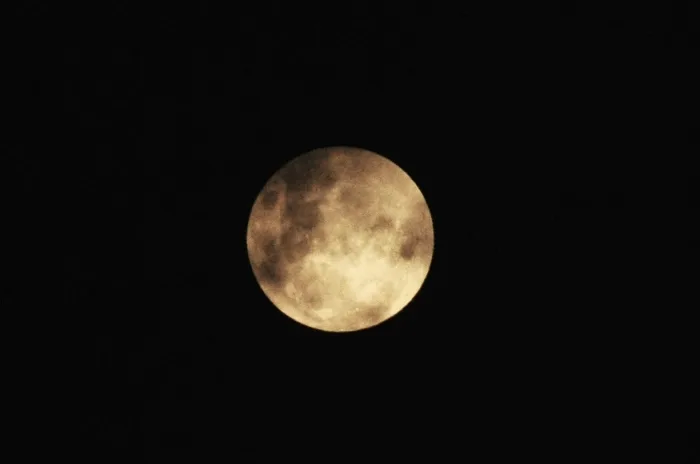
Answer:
[
  {"xmin": 362, "ymin": 304, "xmax": 388, "ymax": 325},
  {"xmin": 369, "ymin": 215, "xmax": 395, "ymax": 233},
  {"xmin": 394, "ymin": 205, "xmax": 433, "ymax": 264},
  {"xmin": 260, "ymin": 188, "xmax": 279, "ymax": 210},
  {"xmin": 314, "ymin": 169, "xmax": 338, "ymax": 190},
  {"xmin": 270, "ymin": 151, "xmax": 338, "ymax": 269},
  {"xmin": 280, "ymin": 229, "xmax": 313, "ymax": 263},
  {"xmin": 285, "ymin": 198, "xmax": 323, "ymax": 231},
  {"xmin": 279, "ymin": 150, "xmax": 338, "ymax": 195},
  {"xmin": 251, "ymin": 152, "xmax": 338, "ymax": 289},
  {"xmin": 257, "ymin": 259, "xmax": 283, "ymax": 287},
  {"xmin": 302, "ymin": 292, "xmax": 323, "ymax": 309},
  {"xmin": 262, "ymin": 237, "xmax": 278, "ymax": 256},
  {"xmin": 338, "ymin": 185, "xmax": 369, "ymax": 212},
  {"xmin": 256, "ymin": 238, "xmax": 285, "ymax": 287},
  {"xmin": 399, "ymin": 235, "xmax": 421, "ymax": 260}
]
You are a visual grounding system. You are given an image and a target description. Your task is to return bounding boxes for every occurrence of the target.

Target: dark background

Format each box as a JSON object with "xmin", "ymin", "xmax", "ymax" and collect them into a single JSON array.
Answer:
[{"xmin": 10, "ymin": 0, "xmax": 695, "ymax": 460}]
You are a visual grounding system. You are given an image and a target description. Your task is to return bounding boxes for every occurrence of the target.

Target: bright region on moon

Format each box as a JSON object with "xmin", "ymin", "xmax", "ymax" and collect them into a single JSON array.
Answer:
[{"xmin": 246, "ymin": 146, "xmax": 434, "ymax": 332}]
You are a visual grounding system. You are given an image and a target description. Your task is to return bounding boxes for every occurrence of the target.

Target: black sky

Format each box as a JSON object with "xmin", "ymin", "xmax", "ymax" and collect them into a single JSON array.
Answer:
[{"xmin": 11, "ymin": 1, "xmax": 695, "ymax": 460}]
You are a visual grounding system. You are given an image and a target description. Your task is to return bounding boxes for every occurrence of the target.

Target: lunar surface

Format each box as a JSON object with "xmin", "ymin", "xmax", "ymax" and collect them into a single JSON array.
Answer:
[{"xmin": 246, "ymin": 146, "xmax": 434, "ymax": 332}]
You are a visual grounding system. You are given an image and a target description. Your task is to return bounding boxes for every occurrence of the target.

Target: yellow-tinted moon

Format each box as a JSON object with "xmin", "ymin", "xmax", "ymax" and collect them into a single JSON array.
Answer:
[{"xmin": 246, "ymin": 146, "xmax": 434, "ymax": 332}]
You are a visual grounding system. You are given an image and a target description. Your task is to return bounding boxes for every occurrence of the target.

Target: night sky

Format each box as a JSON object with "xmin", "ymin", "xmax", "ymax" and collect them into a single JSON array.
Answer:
[{"xmin": 12, "ymin": 1, "xmax": 695, "ymax": 460}]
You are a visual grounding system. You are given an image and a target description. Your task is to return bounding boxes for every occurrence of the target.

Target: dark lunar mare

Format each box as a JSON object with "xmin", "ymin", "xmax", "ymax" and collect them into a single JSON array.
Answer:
[
  {"xmin": 395, "ymin": 205, "xmax": 433, "ymax": 264},
  {"xmin": 255, "ymin": 237, "xmax": 286, "ymax": 288},
  {"xmin": 280, "ymin": 227, "xmax": 313, "ymax": 263},
  {"xmin": 254, "ymin": 150, "xmax": 340, "ymax": 289},
  {"xmin": 362, "ymin": 304, "xmax": 389, "ymax": 325},
  {"xmin": 279, "ymin": 149, "xmax": 338, "ymax": 195},
  {"xmin": 284, "ymin": 198, "xmax": 323, "ymax": 231},
  {"xmin": 369, "ymin": 214, "xmax": 396, "ymax": 233},
  {"xmin": 279, "ymin": 150, "xmax": 339, "ymax": 262},
  {"xmin": 337, "ymin": 184, "xmax": 370, "ymax": 212},
  {"xmin": 398, "ymin": 235, "xmax": 422, "ymax": 260},
  {"xmin": 259, "ymin": 189, "xmax": 279, "ymax": 210}
]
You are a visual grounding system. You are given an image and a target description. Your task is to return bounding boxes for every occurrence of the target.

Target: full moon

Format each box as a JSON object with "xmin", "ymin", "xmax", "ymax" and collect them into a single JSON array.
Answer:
[{"xmin": 246, "ymin": 146, "xmax": 434, "ymax": 332}]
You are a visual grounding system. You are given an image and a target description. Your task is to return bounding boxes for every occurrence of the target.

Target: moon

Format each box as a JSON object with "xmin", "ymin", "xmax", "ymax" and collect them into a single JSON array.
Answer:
[{"xmin": 246, "ymin": 146, "xmax": 434, "ymax": 332}]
